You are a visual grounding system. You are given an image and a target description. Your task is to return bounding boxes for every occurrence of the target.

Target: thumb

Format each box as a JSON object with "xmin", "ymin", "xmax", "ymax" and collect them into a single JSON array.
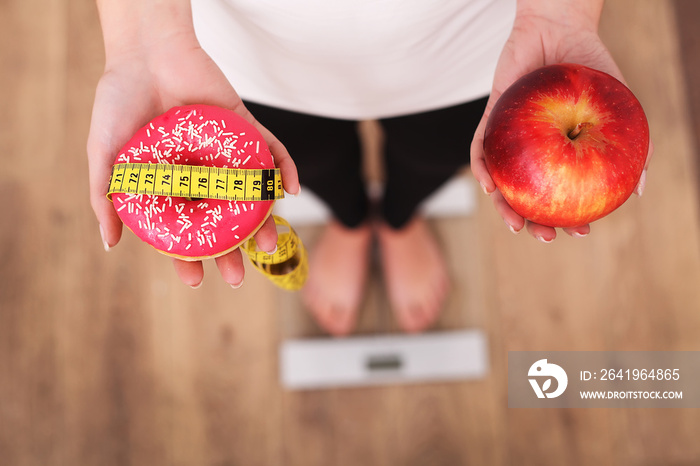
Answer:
[{"xmin": 86, "ymin": 74, "xmax": 157, "ymax": 250}]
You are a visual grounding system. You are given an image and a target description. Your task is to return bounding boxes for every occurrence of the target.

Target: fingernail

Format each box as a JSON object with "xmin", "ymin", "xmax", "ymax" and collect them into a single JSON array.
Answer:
[
  {"xmin": 287, "ymin": 186, "xmax": 301, "ymax": 198},
  {"xmin": 636, "ymin": 170, "xmax": 647, "ymax": 197},
  {"xmin": 504, "ymin": 220, "xmax": 520, "ymax": 235},
  {"xmin": 190, "ymin": 281, "xmax": 203, "ymax": 290},
  {"xmin": 536, "ymin": 235, "xmax": 553, "ymax": 244},
  {"xmin": 266, "ymin": 244, "xmax": 278, "ymax": 255},
  {"xmin": 572, "ymin": 232, "xmax": 588, "ymax": 239},
  {"xmin": 230, "ymin": 278, "xmax": 244, "ymax": 289},
  {"xmin": 99, "ymin": 224, "xmax": 110, "ymax": 251},
  {"xmin": 480, "ymin": 182, "xmax": 489, "ymax": 195}
]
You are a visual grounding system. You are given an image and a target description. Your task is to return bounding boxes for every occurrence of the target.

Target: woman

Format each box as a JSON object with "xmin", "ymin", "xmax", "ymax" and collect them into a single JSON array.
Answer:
[{"xmin": 88, "ymin": 0, "xmax": 649, "ymax": 335}]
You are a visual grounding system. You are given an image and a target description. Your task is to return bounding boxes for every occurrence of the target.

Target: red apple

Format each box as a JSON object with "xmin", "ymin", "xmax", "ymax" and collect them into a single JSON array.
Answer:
[{"xmin": 483, "ymin": 63, "xmax": 649, "ymax": 228}]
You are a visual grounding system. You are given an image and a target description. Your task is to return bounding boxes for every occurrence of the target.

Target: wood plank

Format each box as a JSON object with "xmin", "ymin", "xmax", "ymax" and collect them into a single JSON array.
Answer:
[
  {"xmin": 1, "ymin": 1, "xmax": 71, "ymax": 465},
  {"xmin": 674, "ymin": 0, "xmax": 700, "ymax": 190}
]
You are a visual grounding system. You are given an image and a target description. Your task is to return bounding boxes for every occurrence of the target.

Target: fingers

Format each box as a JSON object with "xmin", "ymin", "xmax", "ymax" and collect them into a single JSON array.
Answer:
[
  {"xmin": 87, "ymin": 108, "xmax": 125, "ymax": 251},
  {"xmin": 87, "ymin": 134, "xmax": 123, "ymax": 250},
  {"xmin": 487, "ymin": 185, "xmax": 591, "ymax": 241},
  {"xmin": 524, "ymin": 222, "xmax": 589, "ymax": 242},
  {"xmin": 93, "ymin": 193, "xmax": 123, "ymax": 251},
  {"xmin": 87, "ymin": 71, "xmax": 159, "ymax": 251},
  {"xmin": 87, "ymin": 127, "xmax": 124, "ymax": 250},
  {"xmin": 215, "ymin": 249, "xmax": 246, "ymax": 288},
  {"xmin": 489, "ymin": 189, "xmax": 525, "ymax": 234},
  {"xmin": 635, "ymin": 139, "xmax": 653, "ymax": 197},
  {"xmin": 173, "ymin": 216, "xmax": 276, "ymax": 289},
  {"xmin": 470, "ymin": 91, "xmax": 503, "ymax": 194},
  {"xmin": 562, "ymin": 224, "xmax": 591, "ymax": 238},
  {"xmin": 525, "ymin": 221, "xmax": 556, "ymax": 243},
  {"xmin": 645, "ymin": 139, "xmax": 654, "ymax": 169},
  {"xmin": 173, "ymin": 215, "xmax": 277, "ymax": 289},
  {"xmin": 252, "ymin": 214, "xmax": 279, "ymax": 254},
  {"xmin": 635, "ymin": 169, "xmax": 648, "ymax": 197},
  {"xmin": 470, "ymin": 116, "xmax": 496, "ymax": 195},
  {"xmin": 173, "ymin": 259, "xmax": 205, "ymax": 288},
  {"xmin": 268, "ymin": 136, "xmax": 301, "ymax": 196}
]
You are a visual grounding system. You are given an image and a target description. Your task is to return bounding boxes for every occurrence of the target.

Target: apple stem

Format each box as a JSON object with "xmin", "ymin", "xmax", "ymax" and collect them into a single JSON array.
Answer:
[{"xmin": 567, "ymin": 122, "xmax": 593, "ymax": 140}]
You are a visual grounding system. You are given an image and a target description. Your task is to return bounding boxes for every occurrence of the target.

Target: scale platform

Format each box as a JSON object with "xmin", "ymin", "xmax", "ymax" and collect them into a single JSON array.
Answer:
[
  {"xmin": 275, "ymin": 173, "xmax": 487, "ymax": 390},
  {"xmin": 280, "ymin": 330, "xmax": 488, "ymax": 390}
]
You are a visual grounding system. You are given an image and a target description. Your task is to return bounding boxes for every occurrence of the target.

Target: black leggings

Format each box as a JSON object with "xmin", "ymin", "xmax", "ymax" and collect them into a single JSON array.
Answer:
[{"xmin": 245, "ymin": 97, "xmax": 488, "ymax": 229}]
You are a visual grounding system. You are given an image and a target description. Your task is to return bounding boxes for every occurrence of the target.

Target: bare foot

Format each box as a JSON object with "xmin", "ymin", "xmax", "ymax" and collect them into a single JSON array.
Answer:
[
  {"xmin": 301, "ymin": 220, "xmax": 372, "ymax": 336},
  {"xmin": 377, "ymin": 217, "xmax": 450, "ymax": 333}
]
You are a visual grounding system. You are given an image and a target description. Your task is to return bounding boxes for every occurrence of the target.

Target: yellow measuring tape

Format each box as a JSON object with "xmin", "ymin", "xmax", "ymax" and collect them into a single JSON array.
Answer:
[
  {"xmin": 244, "ymin": 216, "xmax": 308, "ymax": 291},
  {"xmin": 107, "ymin": 163, "xmax": 284, "ymax": 201},
  {"xmin": 107, "ymin": 163, "xmax": 307, "ymax": 291}
]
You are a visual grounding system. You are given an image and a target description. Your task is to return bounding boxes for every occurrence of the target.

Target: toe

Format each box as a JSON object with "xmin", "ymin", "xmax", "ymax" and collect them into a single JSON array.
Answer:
[
  {"xmin": 395, "ymin": 303, "xmax": 424, "ymax": 333},
  {"xmin": 328, "ymin": 306, "xmax": 356, "ymax": 336},
  {"xmin": 312, "ymin": 304, "xmax": 355, "ymax": 337}
]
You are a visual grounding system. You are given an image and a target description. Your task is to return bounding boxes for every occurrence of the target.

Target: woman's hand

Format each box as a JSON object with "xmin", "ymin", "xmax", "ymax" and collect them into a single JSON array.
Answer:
[
  {"xmin": 470, "ymin": 0, "xmax": 652, "ymax": 242},
  {"xmin": 88, "ymin": 1, "xmax": 299, "ymax": 287}
]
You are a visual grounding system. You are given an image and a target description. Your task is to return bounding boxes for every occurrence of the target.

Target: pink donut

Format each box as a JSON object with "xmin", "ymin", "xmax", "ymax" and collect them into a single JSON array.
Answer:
[{"xmin": 111, "ymin": 104, "xmax": 275, "ymax": 260}]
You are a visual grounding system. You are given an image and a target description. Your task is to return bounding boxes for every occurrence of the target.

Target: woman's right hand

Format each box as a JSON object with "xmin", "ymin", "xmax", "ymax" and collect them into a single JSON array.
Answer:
[{"xmin": 88, "ymin": 1, "xmax": 299, "ymax": 288}]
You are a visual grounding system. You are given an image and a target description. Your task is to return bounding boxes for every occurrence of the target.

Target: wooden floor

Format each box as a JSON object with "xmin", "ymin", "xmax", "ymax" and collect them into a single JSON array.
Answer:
[{"xmin": 2, "ymin": 1, "xmax": 700, "ymax": 465}]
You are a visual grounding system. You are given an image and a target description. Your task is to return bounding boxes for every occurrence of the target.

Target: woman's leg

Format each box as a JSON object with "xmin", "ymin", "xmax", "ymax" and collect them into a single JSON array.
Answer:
[
  {"xmin": 376, "ymin": 97, "xmax": 488, "ymax": 332},
  {"xmin": 245, "ymin": 101, "xmax": 372, "ymax": 335}
]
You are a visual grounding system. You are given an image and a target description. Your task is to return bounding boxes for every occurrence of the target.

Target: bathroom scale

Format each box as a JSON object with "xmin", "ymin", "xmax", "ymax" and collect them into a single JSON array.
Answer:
[{"xmin": 280, "ymin": 329, "xmax": 488, "ymax": 390}]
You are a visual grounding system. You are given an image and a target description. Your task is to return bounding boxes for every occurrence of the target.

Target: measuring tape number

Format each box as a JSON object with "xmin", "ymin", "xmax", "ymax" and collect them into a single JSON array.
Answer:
[{"xmin": 107, "ymin": 163, "xmax": 284, "ymax": 202}]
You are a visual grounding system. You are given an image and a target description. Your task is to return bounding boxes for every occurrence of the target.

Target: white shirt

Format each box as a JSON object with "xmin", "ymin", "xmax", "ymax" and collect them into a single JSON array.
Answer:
[{"xmin": 192, "ymin": 0, "xmax": 516, "ymax": 119}]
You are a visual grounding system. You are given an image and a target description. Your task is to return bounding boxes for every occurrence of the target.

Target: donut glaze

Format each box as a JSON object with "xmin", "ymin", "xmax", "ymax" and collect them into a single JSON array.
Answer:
[{"xmin": 111, "ymin": 105, "xmax": 275, "ymax": 260}]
